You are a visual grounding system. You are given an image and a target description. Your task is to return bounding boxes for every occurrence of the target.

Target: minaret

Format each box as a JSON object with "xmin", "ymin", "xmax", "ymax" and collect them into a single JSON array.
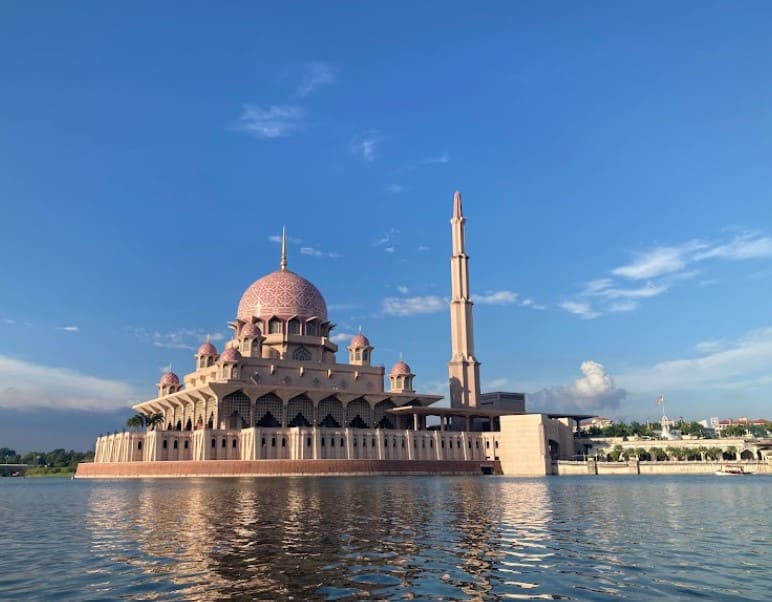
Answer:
[{"xmin": 448, "ymin": 191, "xmax": 481, "ymax": 408}]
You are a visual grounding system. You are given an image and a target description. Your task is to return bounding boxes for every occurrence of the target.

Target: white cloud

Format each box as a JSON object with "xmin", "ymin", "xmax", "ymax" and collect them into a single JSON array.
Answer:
[
  {"xmin": 384, "ymin": 246, "xmax": 395, "ymax": 254},
  {"xmin": 387, "ymin": 184, "xmax": 404, "ymax": 194},
  {"xmin": 612, "ymin": 240, "xmax": 706, "ymax": 280},
  {"xmin": 396, "ymin": 285, "xmax": 409, "ymax": 294},
  {"xmin": 132, "ymin": 328, "xmax": 226, "ymax": 351},
  {"xmin": 269, "ymin": 234, "xmax": 303, "ymax": 244},
  {"xmin": 382, "ymin": 295, "xmax": 446, "ymax": 316},
  {"xmin": 693, "ymin": 233, "xmax": 772, "ymax": 261},
  {"xmin": 618, "ymin": 326, "xmax": 772, "ymax": 393},
  {"xmin": 300, "ymin": 246, "xmax": 340, "ymax": 258},
  {"xmin": 372, "ymin": 228, "xmax": 398, "ymax": 247},
  {"xmin": 349, "ymin": 130, "xmax": 380, "ymax": 161},
  {"xmin": 608, "ymin": 300, "xmax": 638, "ymax": 312},
  {"xmin": 295, "ymin": 61, "xmax": 335, "ymax": 98},
  {"xmin": 421, "ymin": 154, "xmax": 449, "ymax": 165},
  {"xmin": 417, "ymin": 245, "xmax": 430, "ymax": 252},
  {"xmin": 560, "ymin": 301, "xmax": 600, "ymax": 319},
  {"xmin": 235, "ymin": 104, "xmax": 304, "ymax": 138},
  {"xmin": 330, "ymin": 331, "xmax": 356, "ymax": 344},
  {"xmin": 2, "ymin": 318, "xmax": 16, "ymax": 325},
  {"xmin": 0, "ymin": 355, "xmax": 136, "ymax": 411},
  {"xmin": 486, "ymin": 377, "xmax": 513, "ymax": 390},
  {"xmin": 474, "ymin": 290, "xmax": 519, "ymax": 305},
  {"xmin": 528, "ymin": 361, "xmax": 627, "ymax": 413},
  {"xmin": 56, "ymin": 325, "xmax": 79, "ymax": 333},
  {"xmin": 694, "ymin": 339, "xmax": 723, "ymax": 354}
]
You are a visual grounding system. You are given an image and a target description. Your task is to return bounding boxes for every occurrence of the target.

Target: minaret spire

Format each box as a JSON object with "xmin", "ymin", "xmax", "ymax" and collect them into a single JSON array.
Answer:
[
  {"xmin": 280, "ymin": 226, "xmax": 288, "ymax": 271},
  {"xmin": 448, "ymin": 190, "xmax": 481, "ymax": 408}
]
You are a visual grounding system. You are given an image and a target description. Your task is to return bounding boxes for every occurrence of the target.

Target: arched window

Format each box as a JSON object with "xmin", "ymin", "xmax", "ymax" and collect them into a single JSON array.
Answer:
[
  {"xmin": 288, "ymin": 319, "xmax": 300, "ymax": 334},
  {"xmin": 163, "ymin": 440, "xmax": 168, "ymax": 449},
  {"xmin": 269, "ymin": 318, "xmax": 282, "ymax": 334},
  {"xmin": 232, "ymin": 439, "xmax": 238, "ymax": 448},
  {"xmin": 184, "ymin": 440, "xmax": 189, "ymax": 449},
  {"xmin": 293, "ymin": 346, "xmax": 312, "ymax": 361},
  {"xmin": 363, "ymin": 350, "xmax": 369, "ymax": 361},
  {"xmin": 354, "ymin": 350, "xmax": 361, "ymax": 360},
  {"xmin": 173, "ymin": 440, "xmax": 178, "ymax": 449},
  {"xmin": 137, "ymin": 441, "xmax": 143, "ymax": 450},
  {"xmin": 306, "ymin": 321, "xmax": 318, "ymax": 336}
]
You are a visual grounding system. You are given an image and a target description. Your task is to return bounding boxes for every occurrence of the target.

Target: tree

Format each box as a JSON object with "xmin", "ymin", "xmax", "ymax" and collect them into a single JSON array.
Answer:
[
  {"xmin": 146, "ymin": 412, "xmax": 163, "ymax": 430},
  {"xmin": 723, "ymin": 446, "xmax": 737, "ymax": 460},
  {"xmin": 649, "ymin": 447, "xmax": 668, "ymax": 461},
  {"xmin": 126, "ymin": 414, "xmax": 146, "ymax": 430}
]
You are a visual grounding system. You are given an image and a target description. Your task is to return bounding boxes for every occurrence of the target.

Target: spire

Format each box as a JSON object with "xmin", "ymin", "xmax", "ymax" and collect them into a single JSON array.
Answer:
[
  {"xmin": 453, "ymin": 190, "xmax": 463, "ymax": 218},
  {"xmin": 280, "ymin": 226, "xmax": 287, "ymax": 271}
]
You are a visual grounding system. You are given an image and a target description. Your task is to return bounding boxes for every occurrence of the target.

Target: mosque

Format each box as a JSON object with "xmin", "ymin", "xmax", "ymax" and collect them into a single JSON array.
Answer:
[{"xmin": 77, "ymin": 193, "xmax": 575, "ymax": 478}]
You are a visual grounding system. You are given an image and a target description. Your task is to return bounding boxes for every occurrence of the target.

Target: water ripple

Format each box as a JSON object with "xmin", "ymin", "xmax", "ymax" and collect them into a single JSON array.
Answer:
[{"xmin": 0, "ymin": 475, "xmax": 770, "ymax": 600}]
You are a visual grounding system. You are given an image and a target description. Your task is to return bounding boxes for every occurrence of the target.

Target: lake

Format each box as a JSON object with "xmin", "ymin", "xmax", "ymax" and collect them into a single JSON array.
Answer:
[{"xmin": 0, "ymin": 475, "xmax": 769, "ymax": 600}]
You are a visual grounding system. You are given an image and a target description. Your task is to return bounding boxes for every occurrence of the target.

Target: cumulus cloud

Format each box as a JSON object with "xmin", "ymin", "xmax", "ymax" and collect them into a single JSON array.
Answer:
[
  {"xmin": 382, "ymin": 295, "xmax": 446, "ymax": 316},
  {"xmin": 528, "ymin": 361, "xmax": 627, "ymax": 413},
  {"xmin": 0, "ymin": 355, "xmax": 136, "ymax": 411},
  {"xmin": 235, "ymin": 104, "xmax": 304, "ymax": 138}
]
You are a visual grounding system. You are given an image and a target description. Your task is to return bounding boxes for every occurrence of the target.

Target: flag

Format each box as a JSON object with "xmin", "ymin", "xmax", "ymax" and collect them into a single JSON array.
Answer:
[{"xmin": 655, "ymin": 395, "xmax": 664, "ymax": 406}]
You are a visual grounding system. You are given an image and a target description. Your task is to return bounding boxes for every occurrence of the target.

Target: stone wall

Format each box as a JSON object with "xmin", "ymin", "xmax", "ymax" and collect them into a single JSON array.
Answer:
[
  {"xmin": 75, "ymin": 459, "xmax": 502, "ymax": 479},
  {"xmin": 557, "ymin": 459, "xmax": 771, "ymax": 475}
]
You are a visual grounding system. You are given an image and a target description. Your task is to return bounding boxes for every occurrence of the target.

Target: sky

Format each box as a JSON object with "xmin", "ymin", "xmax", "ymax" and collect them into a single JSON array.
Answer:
[{"xmin": 2, "ymin": 2, "xmax": 772, "ymax": 451}]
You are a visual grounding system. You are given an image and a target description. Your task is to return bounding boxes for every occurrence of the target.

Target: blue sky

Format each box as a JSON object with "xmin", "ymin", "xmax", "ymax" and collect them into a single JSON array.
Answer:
[{"xmin": 2, "ymin": 2, "xmax": 772, "ymax": 451}]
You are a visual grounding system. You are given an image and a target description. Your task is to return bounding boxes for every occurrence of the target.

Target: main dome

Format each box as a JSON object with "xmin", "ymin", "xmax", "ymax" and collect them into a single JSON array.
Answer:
[{"xmin": 237, "ymin": 269, "xmax": 328, "ymax": 323}]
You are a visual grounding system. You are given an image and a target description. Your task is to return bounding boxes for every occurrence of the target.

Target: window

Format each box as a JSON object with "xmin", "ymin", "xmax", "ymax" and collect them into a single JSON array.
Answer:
[
  {"xmin": 137, "ymin": 441, "xmax": 143, "ymax": 450},
  {"xmin": 211, "ymin": 438, "xmax": 216, "ymax": 448},
  {"xmin": 486, "ymin": 441, "xmax": 490, "ymax": 449},
  {"xmin": 173, "ymin": 440, "xmax": 178, "ymax": 449},
  {"xmin": 261, "ymin": 437, "xmax": 266, "ymax": 446},
  {"xmin": 269, "ymin": 318, "xmax": 282, "ymax": 334},
  {"xmin": 288, "ymin": 319, "xmax": 300, "ymax": 334},
  {"xmin": 282, "ymin": 438, "xmax": 286, "ymax": 448},
  {"xmin": 222, "ymin": 439, "xmax": 226, "ymax": 448},
  {"xmin": 331, "ymin": 438, "xmax": 335, "ymax": 447},
  {"xmin": 232, "ymin": 439, "xmax": 237, "ymax": 448},
  {"xmin": 184, "ymin": 441, "xmax": 189, "ymax": 449},
  {"xmin": 163, "ymin": 440, "xmax": 168, "ymax": 449},
  {"xmin": 306, "ymin": 437, "xmax": 312, "ymax": 447},
  {"xmin": 293, "ymin": 346, "xmax": 312, "ymax": 361},
  {"xmin": 271, "ymin": 437, "xmax": 276, "ymax": 447},
  {"xmin": 306, "ymin": 321, "xmax": 317, "ymax": 336},
  {"xmin": 495, "ymin": 441, "xmax": 499, "ymax": 449},
  {"xmin": 340, "ymin": 438, "xmax": 344, "ymax": 447},
  {"xmin": 321, "ymin": 437, "xmax": 325, "ymax": 447}
]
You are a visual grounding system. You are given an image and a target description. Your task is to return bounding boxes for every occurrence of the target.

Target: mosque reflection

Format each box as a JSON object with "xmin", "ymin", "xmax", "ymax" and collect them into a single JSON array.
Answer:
[{"xmin": 85, "ymin": 477, "xmax": 556, "ymax": 600}]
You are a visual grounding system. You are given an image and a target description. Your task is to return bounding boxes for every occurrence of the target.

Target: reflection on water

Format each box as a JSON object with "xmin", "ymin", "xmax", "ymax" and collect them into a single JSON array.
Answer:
[{"xmin": 0, "ymin": 476, "xmax": 769, "ymax": 600}]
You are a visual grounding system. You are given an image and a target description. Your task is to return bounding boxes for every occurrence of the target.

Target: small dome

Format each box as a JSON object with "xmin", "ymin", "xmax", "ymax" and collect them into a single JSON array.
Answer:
[
  {"xmin": 240, "ymin": 321, "xmax": 261, "ymax": 338},
  {"xmin": 390, "ymin": 360, "xmax": 411, "ymax": 375},
  {"xmin": 219, "ymin": 347, "xmax": 242, "ymax": 363},
  {"xmin": 197, "ymin": 341, "xmax": 218, "ymax": 357},
  {"xmin": 159, "ymin": 371, "xmax": 180, "ymax": 385},
  {"xmin": 350, "ymin": 333, "xmax": 370, "ymax": 348}
]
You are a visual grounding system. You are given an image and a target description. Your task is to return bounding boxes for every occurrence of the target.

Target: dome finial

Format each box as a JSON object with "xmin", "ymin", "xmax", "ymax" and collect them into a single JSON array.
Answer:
[{"xmin": 280, "ymin": 226, "xmax": 288, "ymax": 271}]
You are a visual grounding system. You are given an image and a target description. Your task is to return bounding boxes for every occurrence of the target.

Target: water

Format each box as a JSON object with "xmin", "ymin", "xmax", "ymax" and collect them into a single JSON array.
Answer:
[{"xmin": 0, "ymin": 476, "xmax": 769, "ymax": 601}]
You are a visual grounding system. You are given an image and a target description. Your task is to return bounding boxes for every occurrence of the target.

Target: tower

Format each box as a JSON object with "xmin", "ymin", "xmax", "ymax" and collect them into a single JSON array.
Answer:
[{"xmin": 448, "ymin": 191, "xmax": 481, "ymax": 408}]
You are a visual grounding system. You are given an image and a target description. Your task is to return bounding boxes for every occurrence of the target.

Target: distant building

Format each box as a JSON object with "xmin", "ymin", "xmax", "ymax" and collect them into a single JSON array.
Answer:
[
  {"xmin": 579, "ymin": 416, "xmax": 613, "ymax": 432},
  {"xmin": 479, "ymin": 392, "xmax": 525, "ymax": 413}
]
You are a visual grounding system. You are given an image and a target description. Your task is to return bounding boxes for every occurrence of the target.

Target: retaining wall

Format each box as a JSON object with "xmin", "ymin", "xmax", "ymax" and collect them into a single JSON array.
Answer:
[{"xmin": 75, "ymin": 459, "xmax": 502, "ymax": 479}]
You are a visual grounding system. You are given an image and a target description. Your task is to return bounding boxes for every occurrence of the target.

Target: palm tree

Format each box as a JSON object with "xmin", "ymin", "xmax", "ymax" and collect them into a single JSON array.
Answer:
[
  {"xmin": 146, "ymin": 412, "xmax": 164, "ymax": 431},
  {"xmin": 126, "ymin": 414, "xmax": 146, "ymax": 431}
]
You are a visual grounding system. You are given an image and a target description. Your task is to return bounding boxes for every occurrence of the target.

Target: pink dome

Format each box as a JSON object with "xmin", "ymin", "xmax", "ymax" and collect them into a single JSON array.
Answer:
[
  {"xmin": 350, "ymin": 333, "xmax": 370, "ymax": 348},
  {"xmin": 390, "ymin": 360, "xmax": 411, "ymax": 375},
  {"xmin": 240, "ymin": 321, "xmax": 261, "ymax": 338},
  {"xmin": 219, "ymin": 347, "xmax": 242, "ymax": 363},
  {"xmin": 197, "ymin": 341, "xmax": 218, "ymax": 357},
  {"xmin": 159, "ymin": 371, "xmax": 179, "ymax": 385},
  {"xmin": 237, "ymin": 269, "xmax": 327, "ymax": 323}
]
